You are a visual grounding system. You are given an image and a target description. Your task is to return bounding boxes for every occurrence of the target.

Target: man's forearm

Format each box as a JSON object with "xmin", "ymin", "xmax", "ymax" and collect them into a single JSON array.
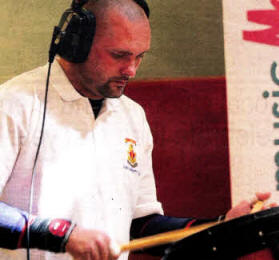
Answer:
[
  {"xmin": 130, "ymin": 214, "xmax": 193, "ymax": 256},
  {"xmin": 0, "ymin": 201, "xmax": 75, "ymax": 252},
  {"xmin": 130, "ymin": 214, "xmax": 224, "ymax": 256}
]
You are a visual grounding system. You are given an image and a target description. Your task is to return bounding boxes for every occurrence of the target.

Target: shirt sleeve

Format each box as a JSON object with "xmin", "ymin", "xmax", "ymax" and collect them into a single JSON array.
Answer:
[
  {"xmin": 0, "ymin": 201, "xmax": 28, "ymax": 249},
  {"xmin": 0, "ymin": 109, "xmax": 22, "ymax": 194},
  {"xmin": 133, "ymin": 109, "xmax": 164, "ymax": 219},
  {"xmin": 0, "ymin": 82, "xmax": 33, "ymax": 195}
]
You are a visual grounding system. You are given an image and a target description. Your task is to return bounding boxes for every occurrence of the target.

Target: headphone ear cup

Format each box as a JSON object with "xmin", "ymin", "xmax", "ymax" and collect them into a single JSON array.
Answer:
[{"xmin": 56, "ymin": 8, "xmax": 96, "ymax": 63}]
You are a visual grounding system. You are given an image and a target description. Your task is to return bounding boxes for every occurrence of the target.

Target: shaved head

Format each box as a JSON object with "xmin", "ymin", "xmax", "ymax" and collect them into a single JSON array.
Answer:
[{"xmin": 85, "ymin": 0, "xmax": 148, "ymax": 22}]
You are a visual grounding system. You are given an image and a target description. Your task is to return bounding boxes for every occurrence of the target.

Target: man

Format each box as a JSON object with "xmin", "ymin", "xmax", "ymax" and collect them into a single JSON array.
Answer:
[{"xmin": 0, "ymin": 0, "xmax": 272, "ymax": 260}]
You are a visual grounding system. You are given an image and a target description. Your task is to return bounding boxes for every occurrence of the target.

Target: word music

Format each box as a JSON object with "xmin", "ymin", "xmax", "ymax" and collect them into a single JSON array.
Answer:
[{"xmin": 243, "ymin": 0, "xmax": 279, "ymax": 189}]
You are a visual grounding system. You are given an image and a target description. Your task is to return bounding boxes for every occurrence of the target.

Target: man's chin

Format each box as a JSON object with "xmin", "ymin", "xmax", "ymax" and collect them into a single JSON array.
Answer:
[
  {"xmin": 107, "ymin": 91, "xmax": 124, "ymax": 99},
  {"xmin": 108, "ymin": 85, "xmax": 126, "ymax": 98},
  {"xmin": 98, "ymin": 81, "xmax": 127, "ymax": 98}
]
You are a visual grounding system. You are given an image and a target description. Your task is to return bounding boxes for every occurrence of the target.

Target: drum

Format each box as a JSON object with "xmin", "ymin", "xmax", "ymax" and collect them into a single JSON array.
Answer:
[{"xmin": 163, "ymin": 207, "xmax": 279, "ymax": 260}]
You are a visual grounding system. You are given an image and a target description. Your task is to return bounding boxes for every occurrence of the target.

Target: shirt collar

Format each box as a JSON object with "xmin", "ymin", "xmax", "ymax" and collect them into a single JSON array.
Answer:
[
  {"xmin": 50, "ymin": 59, "xmax": 84, "ymax": 102},
  {"xmin": 103, "ymin": 97, "xmax": 121, "ymax": 112}
]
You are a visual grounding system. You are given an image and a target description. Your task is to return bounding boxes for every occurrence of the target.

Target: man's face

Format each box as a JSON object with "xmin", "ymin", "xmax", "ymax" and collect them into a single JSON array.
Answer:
[{"xmin": 77, "ymin": 11, "xmax": 151, "ymax": 99}]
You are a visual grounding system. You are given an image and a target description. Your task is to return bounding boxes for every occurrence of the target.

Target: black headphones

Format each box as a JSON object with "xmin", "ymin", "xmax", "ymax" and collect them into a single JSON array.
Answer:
[{"xmin": 49, "ymin": 0, "xmax": 149, "ymax": 64}]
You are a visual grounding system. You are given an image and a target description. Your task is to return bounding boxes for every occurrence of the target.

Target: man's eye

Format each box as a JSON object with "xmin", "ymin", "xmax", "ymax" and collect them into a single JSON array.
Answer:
[{"xmin": 111, "ymin": 53, "xmax": 125, "ymax": 59}]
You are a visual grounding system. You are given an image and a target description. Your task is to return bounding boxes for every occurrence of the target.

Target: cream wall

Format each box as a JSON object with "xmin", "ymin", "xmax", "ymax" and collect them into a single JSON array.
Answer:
[{"xmin": 0, "ymin": 0, "xmax": 224, "ymax": 83}]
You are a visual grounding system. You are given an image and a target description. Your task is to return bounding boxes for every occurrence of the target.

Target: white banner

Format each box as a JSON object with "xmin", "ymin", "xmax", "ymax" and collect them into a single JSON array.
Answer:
[{"xmin": 223, "ymin": 0, "xmax": 279, "ymax": 205}]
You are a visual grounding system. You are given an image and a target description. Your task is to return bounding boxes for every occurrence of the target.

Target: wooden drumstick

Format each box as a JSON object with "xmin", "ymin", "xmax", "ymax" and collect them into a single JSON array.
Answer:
[
  {"xmin": 110, "ymin": 200, "xmax": 265, "ymax": 256},
  {"xmin": 118, "ymin": 220, "xmax": 217, "ymax": 254},
  {"xmin": 250, "ymin": 200, "xmax": 264, "ymax": 213}
]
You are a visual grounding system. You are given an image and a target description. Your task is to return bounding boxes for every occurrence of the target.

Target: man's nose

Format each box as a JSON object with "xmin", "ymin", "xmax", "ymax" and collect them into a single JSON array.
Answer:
[{"xmin": 120, "ymin": 62, "xmax": 137, "ymax": 78}]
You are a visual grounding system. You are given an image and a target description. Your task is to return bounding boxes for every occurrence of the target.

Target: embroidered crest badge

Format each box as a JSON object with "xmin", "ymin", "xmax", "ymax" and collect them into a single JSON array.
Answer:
[{"xmin": 125, "ymin": 138, "xmax": 138, "ymax": 168}]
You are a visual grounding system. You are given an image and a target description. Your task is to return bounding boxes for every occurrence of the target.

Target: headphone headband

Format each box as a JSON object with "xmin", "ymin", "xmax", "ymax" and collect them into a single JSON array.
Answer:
[
  {"xmin": 133, "ymin": 0, "xmax": 150, "ymax": 18},
  {"xmin": 71, "ymin": 0, "xmax": 89, "ymax": 11}
]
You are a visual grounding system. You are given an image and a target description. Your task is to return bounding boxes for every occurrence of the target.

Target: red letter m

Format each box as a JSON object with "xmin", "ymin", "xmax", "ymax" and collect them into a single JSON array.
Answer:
[{"xmin": 243, "ymin": 0, "xmax": 279, "ymax": 46}]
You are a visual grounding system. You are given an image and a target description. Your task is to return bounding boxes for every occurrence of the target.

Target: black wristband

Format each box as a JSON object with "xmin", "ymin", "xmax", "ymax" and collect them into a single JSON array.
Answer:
[{"xmin": 21, "ymin": 218, "xmax": 76, "ymax": 253}]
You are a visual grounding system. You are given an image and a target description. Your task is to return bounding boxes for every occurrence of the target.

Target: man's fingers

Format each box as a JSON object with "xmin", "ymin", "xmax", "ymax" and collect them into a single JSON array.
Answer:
[
  {"xmin": 225, "ymin": 192, "xmax": 275, "ymax": 221},
  {"xmin": 249, "ymin": 192, "xmax": 271, "ymax": 209},
  {"xmin": 92, "ymin": 244, "xmax": 101, "ymax": 260},
  {"xmin": 66, "ymin": 226, "xmax": 117, "ymax": 260},
  {"xmin": 95, "ymin": 234, "xmax": 111, "ymax": 260},
  {"xmin": 255, "ymin": 192, "xmax": 271, "ymax": 202},
  {"xmin": 75, "ymin": 254, "xmax": 92, "ymax": 260},
  {"xmin": 269, "ymin": 202, "xmax": 278, "ymax": 208}
]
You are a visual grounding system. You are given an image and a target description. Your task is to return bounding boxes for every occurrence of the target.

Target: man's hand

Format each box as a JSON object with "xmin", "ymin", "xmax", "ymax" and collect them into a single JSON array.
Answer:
[
  {"xmin": 65, "ymin": 226, "xmax": 119, "ymax": 260},
  {"xmin": 225, "ymin": 192, "xmax": 274, "ymax": 221}
]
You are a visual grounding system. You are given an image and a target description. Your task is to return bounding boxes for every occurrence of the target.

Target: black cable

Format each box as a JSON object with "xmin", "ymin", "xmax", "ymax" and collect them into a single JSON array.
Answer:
[
  {"xmin": 26, "ymin": 61, "xmax": 52, "ymax": 260},
  {"xmin": 25, "ymin": 18, "xmax": 60, "ymax": 259}
]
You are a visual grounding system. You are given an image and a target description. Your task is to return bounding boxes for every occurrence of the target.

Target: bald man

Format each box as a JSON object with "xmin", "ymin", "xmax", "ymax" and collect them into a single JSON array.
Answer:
[
  {"xmin": 0, "ymin": 1, "xmax": 271, "ymax": 260},
  {"xmin": 0, "ymin": 1, "xmax": 162, "ymax": 259}
]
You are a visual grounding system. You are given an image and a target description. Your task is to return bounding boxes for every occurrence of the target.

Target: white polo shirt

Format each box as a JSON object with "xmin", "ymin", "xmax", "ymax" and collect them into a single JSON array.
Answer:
[{"xmin": 0, "ymin": 60, "xmax": 163, "ymax": 260}]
